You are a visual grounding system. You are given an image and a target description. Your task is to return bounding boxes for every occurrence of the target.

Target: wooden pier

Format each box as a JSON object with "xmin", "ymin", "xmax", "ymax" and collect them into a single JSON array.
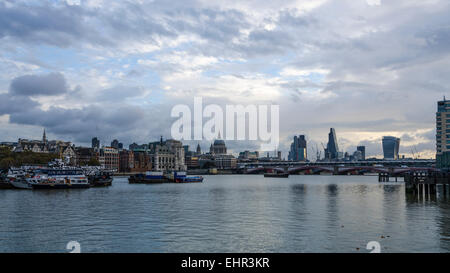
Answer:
[
  {"xmin": 378, "ymin": 172, "xmax": 403, "ymax": 182},
  {"xmin": 404, "ymin": 171, "xmax": 450, "ymax": 196}
]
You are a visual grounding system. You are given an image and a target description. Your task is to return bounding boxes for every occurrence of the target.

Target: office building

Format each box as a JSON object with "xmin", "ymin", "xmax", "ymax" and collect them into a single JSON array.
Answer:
[
  {"xmin": 101, "ymin": 147, "xmax": 119, "ymax": 170},
  {"xmin": 436, "ymin": 98, "xmax": 450, "ymax": 168},
  {"xmin": 92, "ymin": 137, "xmax": 100, "ymax": 149},
  {"xmin": 382, "ymin": 136, "xmax": 400, "ymax": 160},
  {"xmin": 288, "ymin": 135, "xmax": 307, "ymax": 161},
  {"xmin": 149, "ymin": 138, "xmax": 186, "ymax": 171},
  {"xmin": 239, "ymin": 151, "xmax": 259, "ymax": 160},
  {"xmin": 357, "ymin": 146, "xmax": 366, "ymax": 161},
  {"xmin": 324, "ymin": 128, "xmax": 341, "ymax": 160}
]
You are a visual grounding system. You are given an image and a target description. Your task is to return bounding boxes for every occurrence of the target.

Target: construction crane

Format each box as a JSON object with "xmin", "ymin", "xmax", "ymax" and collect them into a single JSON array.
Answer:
[{"xmin": 311, "ymin": 144, "xmax": 321, "ymax": 162}]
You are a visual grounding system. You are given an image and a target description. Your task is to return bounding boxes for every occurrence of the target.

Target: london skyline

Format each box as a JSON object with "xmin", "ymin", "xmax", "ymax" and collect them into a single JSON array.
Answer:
[{"xmin": 0, "ymin": 0, "xmax": 446, "ymax": 159}]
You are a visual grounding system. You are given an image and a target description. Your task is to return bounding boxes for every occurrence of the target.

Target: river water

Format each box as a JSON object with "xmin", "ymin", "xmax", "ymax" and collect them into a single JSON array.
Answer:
[{"xmin": 1, "ymin": 175, "xmax": 449, "ymax": 253}]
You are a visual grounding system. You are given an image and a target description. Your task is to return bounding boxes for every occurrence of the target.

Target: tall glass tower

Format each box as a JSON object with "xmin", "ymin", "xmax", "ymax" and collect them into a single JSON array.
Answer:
[
  {"xmin": 382, "ymin": 136, "xmax": 400, "ymax": 160},
  {"xmin": 288, "ymin": 135, "xmax": 307, "ymax": 161},
  {"xmin": 325, "ymin": 128, "xmax": 340, "ymax": 160}
]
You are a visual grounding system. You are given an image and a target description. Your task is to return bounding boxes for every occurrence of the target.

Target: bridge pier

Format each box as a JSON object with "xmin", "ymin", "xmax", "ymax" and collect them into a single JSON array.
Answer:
[{"xmin": 378, "ymin": 172, "xmax": 390, "ymax": 182}]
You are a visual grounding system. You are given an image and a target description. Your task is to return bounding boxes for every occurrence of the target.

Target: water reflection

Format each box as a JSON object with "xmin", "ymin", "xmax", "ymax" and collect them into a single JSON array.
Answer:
[{"xmin": 1, "ymin": 175, "xmax": 450, "ymax": 252}]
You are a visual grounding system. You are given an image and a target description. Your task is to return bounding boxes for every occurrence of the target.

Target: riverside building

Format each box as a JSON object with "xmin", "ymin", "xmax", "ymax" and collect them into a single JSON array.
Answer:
[{"xmin": 437, "ymin": 98, "xmax": 450, "ymax": 168}]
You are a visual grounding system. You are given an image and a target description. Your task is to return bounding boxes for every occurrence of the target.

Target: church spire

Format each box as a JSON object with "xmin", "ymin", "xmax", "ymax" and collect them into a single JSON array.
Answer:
[
  {"xmin": 43, "ymin": 128, "xmax": 47, "ymax": 143},
  {"xmin": 196, "ymin": 143, "xmax": 201, "ymax": 155}
]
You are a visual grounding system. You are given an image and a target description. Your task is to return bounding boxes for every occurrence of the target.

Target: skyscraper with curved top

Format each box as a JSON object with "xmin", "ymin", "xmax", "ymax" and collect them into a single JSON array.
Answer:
[{"xmin": 382, "ymin": 136, "xmax": 400, "ymax": 160}]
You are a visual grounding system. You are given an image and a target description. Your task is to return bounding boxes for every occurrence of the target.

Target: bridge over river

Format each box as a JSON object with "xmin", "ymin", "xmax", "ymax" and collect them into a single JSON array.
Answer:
[{"xmin": 239, "ymin": 160, "xmax": 436, "ymax": 176}]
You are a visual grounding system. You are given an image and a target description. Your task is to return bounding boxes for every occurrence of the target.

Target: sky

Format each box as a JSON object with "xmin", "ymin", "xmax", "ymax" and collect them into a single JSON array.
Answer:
[{"xmin": 0, "ymin": 0, "xmax": 448, "ymax": 159}]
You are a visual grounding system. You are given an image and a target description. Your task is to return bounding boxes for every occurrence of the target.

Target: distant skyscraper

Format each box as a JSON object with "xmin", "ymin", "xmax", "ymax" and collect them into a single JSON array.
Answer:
[
  {"xmin": 357, "ymin": 146, "xmax": 366, "ymax": 161},
  {"xmin": 288, "ymin": 135, "xmax": 307, "ymax": 161},
  {"xmin": 382, "ymin": 136, "xmax": 400, "ymax": 160},
  {"xmin": 111, "ymin": 139, "xmax": 120, "ymax": 149},
  {"xmin": 325, "ymin": 128, "xmax": 340, "ymax": 160},
  {"xmin": 92, "ymin": 137, "xmax": 100, "ymax": 149}
]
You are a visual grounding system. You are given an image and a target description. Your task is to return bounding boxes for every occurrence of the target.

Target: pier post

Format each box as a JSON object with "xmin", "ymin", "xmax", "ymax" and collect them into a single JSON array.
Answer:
[
  {"xmin": 443, "ymin": 184, "xmax": 447, "ymax": 196},
  {"xmin": 405, "ymin": 183, "xmax": 415, "ymax": 194},
  {"xmin": 419, "ymin": 184, "xmax": 423, "ymax": 195},
  {"xmin": 425, "ymin": 184, "xmax": 429, "ymax": 195}
]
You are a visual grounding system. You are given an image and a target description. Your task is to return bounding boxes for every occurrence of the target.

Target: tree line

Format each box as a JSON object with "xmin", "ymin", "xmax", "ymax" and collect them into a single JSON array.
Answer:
[{"xmin": 0, "ymin": 147, "xmax": 59, "ymax": 170}]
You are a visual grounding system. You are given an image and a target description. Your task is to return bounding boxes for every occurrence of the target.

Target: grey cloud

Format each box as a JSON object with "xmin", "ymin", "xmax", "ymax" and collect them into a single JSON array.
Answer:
[
  {"xmin": 0, "ymin": 93, "xmax": 39, "ymax": 115},
  {"xmin": 9, "ymin": 73, "xmax": 68, "ymax": 96},
  {"xmin": 419, "ymin": 129, "xmax": 436, "ymax": 142},
  {"xmin": 357, "ymin": 139, "xmax": 383, "ymax": 158},
  {"xmin": 400, "ymin": 133, "xmax": 415, "ymax": 142},
  {"xmin": 0, "ymin": 1, "xmax": 171, "ymax": 49},
  {"xmin": 8, "ymin": 104, "xmax": 153, "ymax": 145},
  {"xmin": 166, "ymin": 8, "xmax": 249, "ymax": 42},
  {"xmin": 0, "ymin": 1, "xmax": 89, "ymax": 47}
]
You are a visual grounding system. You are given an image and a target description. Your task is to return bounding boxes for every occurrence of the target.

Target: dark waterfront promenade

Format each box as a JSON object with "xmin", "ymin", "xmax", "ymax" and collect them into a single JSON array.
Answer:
[{"xmin": 1, "ymin": 175, "xmax": 450, "ymax": 253}]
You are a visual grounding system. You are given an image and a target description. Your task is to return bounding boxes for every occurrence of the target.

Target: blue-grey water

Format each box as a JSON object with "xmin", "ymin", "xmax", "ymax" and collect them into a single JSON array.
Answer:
[{"xmin": 1, "ymin": 175, "xmax": 450, "ymax": 253}]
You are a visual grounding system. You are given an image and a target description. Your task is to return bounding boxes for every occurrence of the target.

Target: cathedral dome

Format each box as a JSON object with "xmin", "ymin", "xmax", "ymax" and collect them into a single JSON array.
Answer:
[{"xmin": 213, "ymin": 139, "xmax": 225, "ymax": 146}]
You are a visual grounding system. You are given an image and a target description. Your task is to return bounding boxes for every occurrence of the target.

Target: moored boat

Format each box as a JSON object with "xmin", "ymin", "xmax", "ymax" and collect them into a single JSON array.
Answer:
[
  {"xmin": 29, "ymin": 168, "xmax": 90, "ymax": 189},
  {"xmin": 175, "ymin": 176, "xmax": 204, "ymax": 183},
  {"xmin": 128, "ymin": 171, "xmax": 168, "ymax": 184},
  {"xmin": 10, "ymin": 177, "xmax": 31, "ymax": 189},
  {"xmin": 171, "ymin": 171, "xmax": 203, "ymax": 183},
  {"xmin": 7, "ymin": 168, "xmax": 31, "ymax": 189},
  {"xmin": 264, "ymin": 169, "xmax": 289, "ymax": 178},
  {"xmin": 88, "ymin": 170, "xmax": 113, "ymax": 187}
]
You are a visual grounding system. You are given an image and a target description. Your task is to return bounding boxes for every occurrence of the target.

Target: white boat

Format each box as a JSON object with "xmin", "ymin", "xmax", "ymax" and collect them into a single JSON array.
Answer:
[
  {"xmin": 29, "ymin": 168, "xmax": 90, "ymax": 189},
  {"xmin": 7, "ymin": 168, "xmax": 31, "ymax": 189},
  {"xmin": 10, "ymin": 178, "xmax": 31, "ymax": 189}
]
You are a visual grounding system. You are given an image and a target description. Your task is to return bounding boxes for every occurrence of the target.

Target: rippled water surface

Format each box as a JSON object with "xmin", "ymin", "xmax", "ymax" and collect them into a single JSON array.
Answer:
[{"xmin": 1, "ymin": 175, "xmax": 450, "ymax": 253}]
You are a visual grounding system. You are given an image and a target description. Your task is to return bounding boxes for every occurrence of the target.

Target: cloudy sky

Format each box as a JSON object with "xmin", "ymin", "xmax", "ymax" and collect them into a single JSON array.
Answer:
[{"xmin": 0, "ymin": 0, "xmax": 447, "ymax": 159}]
